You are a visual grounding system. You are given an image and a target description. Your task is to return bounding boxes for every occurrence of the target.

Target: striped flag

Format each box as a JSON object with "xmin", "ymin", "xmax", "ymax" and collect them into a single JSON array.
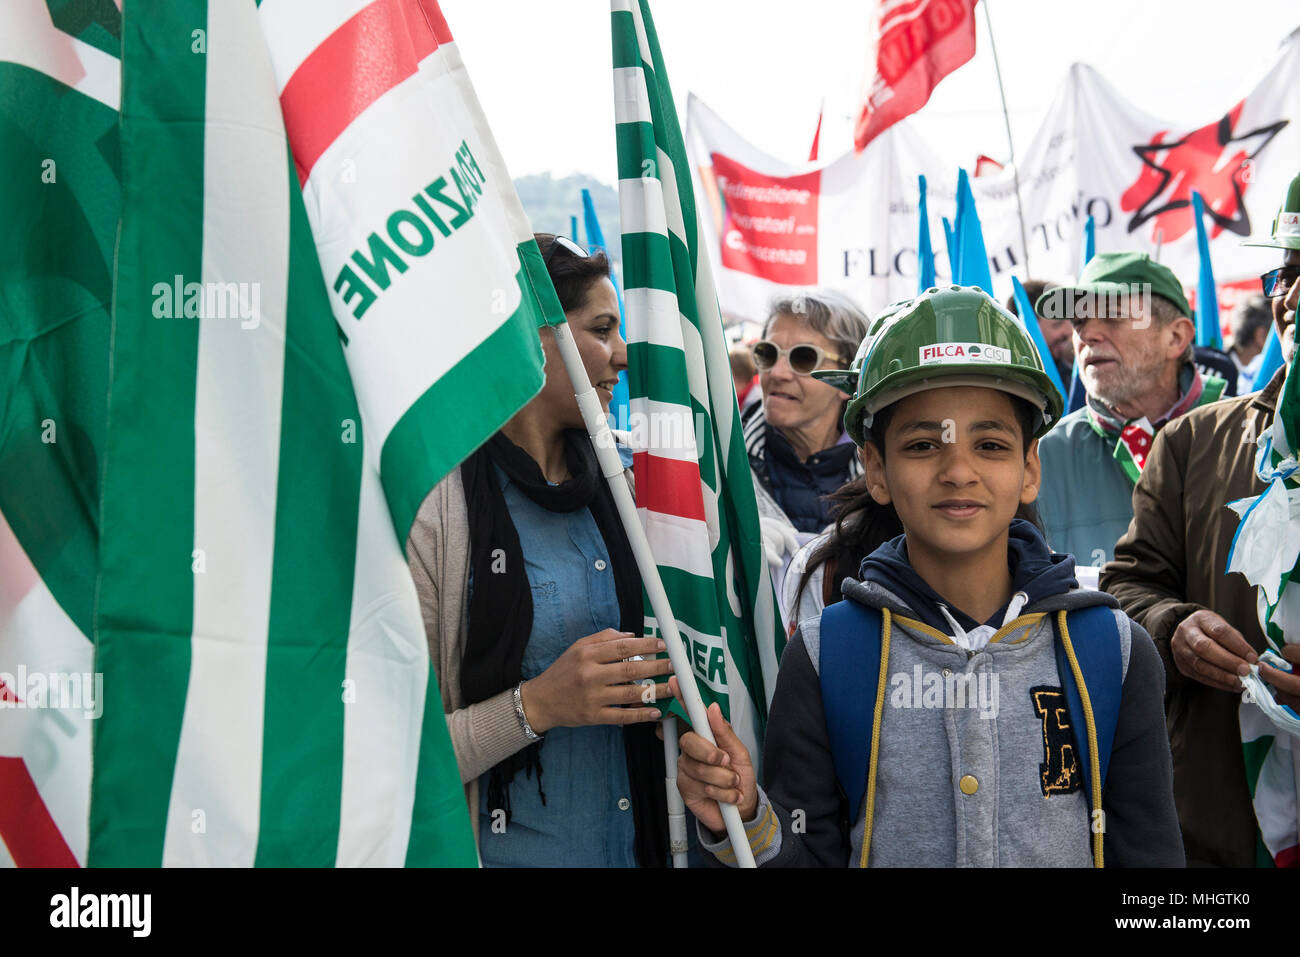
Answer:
[
  {"xmin": 611, "ymin": 0, "xmax": 784, "ymax": 762},
  {"xmin": 3, "ymin": 0, "xmax": 563, "ymax": 867},
  {"xmin": 1227, "ymin": 338, "xmax": 1300, "ymax": 867},
  {"xmin": 0, "ymin": 0, "xmax": 121, "ymax": 866}
]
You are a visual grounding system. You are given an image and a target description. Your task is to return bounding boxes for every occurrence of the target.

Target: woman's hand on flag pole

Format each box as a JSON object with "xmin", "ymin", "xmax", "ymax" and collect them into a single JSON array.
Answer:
[
  {"xmin": 669, "ymin": 679, "xmax": 759, "ymax": 835},
  {"xmin": 519, "ymin": 630, "xmax": 674, "ymax": 733}
]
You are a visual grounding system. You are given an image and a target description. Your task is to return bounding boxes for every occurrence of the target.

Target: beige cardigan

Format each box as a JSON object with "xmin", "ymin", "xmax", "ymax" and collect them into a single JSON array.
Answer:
[
  {"xmin": 405, "ymin": 464, "xmax": 637, "ymax": 848},
  {"xmin": 406, "ymin": 467, "xmax": 534, "ymax": 848}
]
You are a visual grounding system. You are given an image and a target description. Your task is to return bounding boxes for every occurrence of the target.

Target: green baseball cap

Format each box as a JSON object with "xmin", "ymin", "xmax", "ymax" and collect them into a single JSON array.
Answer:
[
  {"xmin": 1035, "ymin": 251, "xmax": 1190, "ymax": 321},
  {"xmin": 1242, "ymin": 171, "xmax": 1300, "ymax": 250},
  {"xmin": 824, "ymin": 286, "xmax": 1062, "ymax": 445}
]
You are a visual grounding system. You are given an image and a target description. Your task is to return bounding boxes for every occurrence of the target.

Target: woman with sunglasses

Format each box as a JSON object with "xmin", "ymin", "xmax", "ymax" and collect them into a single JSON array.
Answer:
[
  {"xmin": 407, "ymin": 233, "xmax": 674, "ymax": 868},
  {"xmin": 741, "ymin": 290, "xmax": 870, "ymax": 588}
]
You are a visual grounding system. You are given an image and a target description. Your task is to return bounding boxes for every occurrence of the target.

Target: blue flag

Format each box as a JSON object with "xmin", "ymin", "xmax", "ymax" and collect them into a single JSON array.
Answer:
[
  {"xmin": 918, "ymin": 175, "xmax": 936, "ymax": 293},
  {"xmin": 1256, "ymin": 323, "xmax": 1285, "ymax": 390},
  {"xmin": 942, "ymin": 216, "xmax": 957, "ymax": 276},
  {"xmin": 952, "ymin": 168, "xmax": 993, "ymax": 293},
  {"xmin": 1012, "ymin": 277, "xmax": 1067, "ymax": 402},
  {"xmin": 1191, "ymin": 190, "xmax": 1223, "ymax": 350},
  {"xmin": 582, "ymin": 188, "xmax": 631, "ymax": 440}
]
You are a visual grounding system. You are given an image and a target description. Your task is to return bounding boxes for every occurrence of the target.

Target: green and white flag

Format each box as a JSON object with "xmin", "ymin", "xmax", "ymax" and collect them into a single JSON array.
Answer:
[
  {"xmin": 0, "ymin": 0, "xmax": 120, "ymax": 867},
  {"xmin": 92, "ymin": 0, "xmax": 503, "ymax": 867},
  {"xmin": 1227, "ymin": 342, "xmax": 1300, "ymax": 867},
  {"xmin": 1, "ymin": 0, "xmax": 562, "ymax": 867},
  {"xmin": 611, "ymin": 0, "xmax": 784, "ymax": 762}
]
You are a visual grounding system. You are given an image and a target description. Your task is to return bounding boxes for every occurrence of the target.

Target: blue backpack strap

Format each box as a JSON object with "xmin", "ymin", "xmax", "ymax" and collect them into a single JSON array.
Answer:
[
  {"xmin": 1053, "ymin": 605, "xmax": 1124, "ymax": 866},
  {"xmin": 817, "ymin": 600, "xmax": 889, "ymax": 846}
]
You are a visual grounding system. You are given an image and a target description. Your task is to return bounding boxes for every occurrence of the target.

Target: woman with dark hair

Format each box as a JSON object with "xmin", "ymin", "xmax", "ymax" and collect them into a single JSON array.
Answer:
[{"xmin": 406, "ymin": 233, "xmax": 674, "ymax": 867}]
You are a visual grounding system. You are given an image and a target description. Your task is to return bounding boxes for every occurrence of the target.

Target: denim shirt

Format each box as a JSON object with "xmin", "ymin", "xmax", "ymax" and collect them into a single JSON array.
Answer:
[{"xmin": 476, "ymin": 465, "xmax": 638, "ymax": 868}]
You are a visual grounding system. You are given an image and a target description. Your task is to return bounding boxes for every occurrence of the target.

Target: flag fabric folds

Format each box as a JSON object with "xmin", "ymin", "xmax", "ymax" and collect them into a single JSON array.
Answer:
[
  {"xmin": 1191, "ymin": 190, "xmax": 1224, "ymax": 350},
  {"xmin": 0, "ymin": 1, "xmax": 120, "ymax": 864},
  {"xmin": 90, "ymin": 0, "xmax": 513, "ymax": 868},
  {"xmin": 1257, "ymin": 323, "xmax": 1286, "ymax": 388},
  {"xmin": 951, "ymin": 167, "xmax": 993, "ymax": 293},
  {"xmin": 610, "ymin": 0, "xmax": 784, "ymax": 763},
  {"xmin": 3, "ymin": 0, "xmax": 563, "ymax": 868},
  {"xmin": 917, "ymin": 175, "xmax": 936, "ymax": 293},
  {"xmin": 582, "ymin": 187, "xmax": 631, "ymax": 430},
  {"xmin": 1011, "ymin": 277, "xmax": 1067, "ymax": 403},
  {"xmin": 1226, "ymin": 347, "xmax": 1300, "ymax": 867},
  {"xmin": 854, "ymin": 0, "xmax": 978, "ymax": 152}
]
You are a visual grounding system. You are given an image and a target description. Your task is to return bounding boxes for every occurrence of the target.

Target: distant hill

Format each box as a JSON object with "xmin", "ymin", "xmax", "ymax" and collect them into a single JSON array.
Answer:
[{"xmin": 514, "ymin": 172, "xmax": 622, "ymax": 270}]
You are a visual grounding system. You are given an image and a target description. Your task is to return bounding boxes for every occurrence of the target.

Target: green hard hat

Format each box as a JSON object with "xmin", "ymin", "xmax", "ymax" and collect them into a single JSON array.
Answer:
[
  {"xmin": 814, "ymin": 298, "xmax": 914, "ymax": 396},
  {"xmin": 830, "ymin": 286, "xmax": 1064, "ymax": 446},
  {"xmin": 1243, "ymin": 171, "xmax": 1300, "ymax": 250}
]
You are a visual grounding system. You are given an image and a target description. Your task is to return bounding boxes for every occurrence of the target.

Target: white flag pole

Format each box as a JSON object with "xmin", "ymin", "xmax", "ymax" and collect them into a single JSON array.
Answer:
[
  {"xmin": 662, "ymin": 715, "xmax": 691, "ymax": 867},
  {"xmin": 981, "ymin": 0, "xmax": 1032, "ymax": 277},
  {"xmin": 550, "ymin": 320, "xmax": 758, "ymax": 868}
]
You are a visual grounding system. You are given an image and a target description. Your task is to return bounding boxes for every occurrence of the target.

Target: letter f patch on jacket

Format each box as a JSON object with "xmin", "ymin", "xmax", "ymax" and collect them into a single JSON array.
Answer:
[{"xmin": 1030, "ymin": 686, "xmax": 1081, "ymax": 796}]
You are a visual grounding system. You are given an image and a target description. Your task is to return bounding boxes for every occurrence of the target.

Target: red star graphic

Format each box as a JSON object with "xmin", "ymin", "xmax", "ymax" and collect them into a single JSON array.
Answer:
[{"xmin": 1120, "ymin": 100, "xmax": 1288, "ymax": 244}]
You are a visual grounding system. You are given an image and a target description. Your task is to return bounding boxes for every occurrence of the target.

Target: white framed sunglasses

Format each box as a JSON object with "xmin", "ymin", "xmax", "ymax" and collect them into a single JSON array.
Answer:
[
  {"xmin": 543, "ymin": 235, "xmax": 590, "ymax": 270},
  {"xmin": 751, "ymin": 339, "xmax": 841, "ymax": 376}
]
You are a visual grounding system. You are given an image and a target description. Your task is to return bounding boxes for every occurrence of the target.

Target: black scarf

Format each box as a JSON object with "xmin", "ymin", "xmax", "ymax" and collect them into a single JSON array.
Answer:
[{"xmin": 460, "ymin": 430, "xmax": 668, "ymax": 867}]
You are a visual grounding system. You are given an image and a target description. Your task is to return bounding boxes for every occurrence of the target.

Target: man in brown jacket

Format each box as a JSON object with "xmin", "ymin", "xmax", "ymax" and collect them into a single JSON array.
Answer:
[{"xmin": 1101, "ymin": 171, "xmax": 1300, "ymax": 866}]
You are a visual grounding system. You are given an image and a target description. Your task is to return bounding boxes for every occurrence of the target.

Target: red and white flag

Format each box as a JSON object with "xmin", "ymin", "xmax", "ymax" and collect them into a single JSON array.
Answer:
[{"xmin": 854, "ymin": 0, "xmax": 978, "ymax": 152}]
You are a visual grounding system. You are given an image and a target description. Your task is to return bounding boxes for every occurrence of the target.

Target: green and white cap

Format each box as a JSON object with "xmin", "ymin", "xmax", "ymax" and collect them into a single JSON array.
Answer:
[
  {"xmin": 816, "ymin": 286, "xmax": 1064, "ymax": 446},
  {"xmin": 1243, "ymin": 170, "xmax": 1300, "ymax": 250}
]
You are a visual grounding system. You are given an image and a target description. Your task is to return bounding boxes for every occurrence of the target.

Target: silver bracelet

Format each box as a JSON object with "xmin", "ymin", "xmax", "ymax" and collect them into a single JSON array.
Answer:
[{"xmin": 514, "ymin": 682, "xmax": 543, "ymax": 740}]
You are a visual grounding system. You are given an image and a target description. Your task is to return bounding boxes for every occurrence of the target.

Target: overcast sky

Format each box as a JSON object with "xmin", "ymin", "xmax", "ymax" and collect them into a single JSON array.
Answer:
[{"xmin": 440, "ymin": 0, "xmax": 1300, "ymax": 185}]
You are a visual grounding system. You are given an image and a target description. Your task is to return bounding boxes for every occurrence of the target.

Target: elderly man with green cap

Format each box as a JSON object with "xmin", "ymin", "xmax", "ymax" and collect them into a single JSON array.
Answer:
[
  {"xmin": 1101, "ymin": 173, "xmax": 1300, "ymax": 867},
  {"xmin": 1033, "ymin": 253, "xmax": 1227, "ymax": 573}
]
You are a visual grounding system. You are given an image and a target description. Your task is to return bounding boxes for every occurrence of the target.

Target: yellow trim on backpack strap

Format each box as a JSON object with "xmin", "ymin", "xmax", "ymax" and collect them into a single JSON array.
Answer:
[
  {"xmin": 1057, "ymin": 610, "xmax": 1105, "ymax": 869},
  {"xmin": 859, "ymin": 607, "xmax": 892, "ymax": 868},
  {"xmin": 891, "ymin": 613, "xmax": 954, "ymax": 645},
  {"xmin": 989, "ymin": 613, "xmax": 1046, "ymax": 644}
]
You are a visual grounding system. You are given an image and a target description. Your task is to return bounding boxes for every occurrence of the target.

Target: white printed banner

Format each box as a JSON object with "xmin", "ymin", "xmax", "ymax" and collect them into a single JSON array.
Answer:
[{"xmin": 687, "ymin": 35, "xmax": 1300, "ymax": 323}]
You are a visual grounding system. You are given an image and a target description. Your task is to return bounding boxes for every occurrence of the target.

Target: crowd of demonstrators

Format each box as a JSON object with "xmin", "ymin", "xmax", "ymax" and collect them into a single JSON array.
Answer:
[
  {"xmin": 1229, "ymin": 295, "xmax": 1275, "ymax": 393},
  {"xmin": 1034, "ymin": 254, "xmax": 1227, "ymax": 571},
  {"xmin": 1005, "ymin": 279, "xmax": 1074, "ymax": 388},
  {"xmin": 673, "ymin": 287, "xmax": 1183, "ymax": 867},
  {"xmin": 1102, "ymin": 173, "xmax": 1300, "ymax": 867},
  {"xmin": 403, "ymin": 176, "xmax": 1300, "ymax": 871},
  {"xmin": 741, "ymin": 290, "xmax": 871, "ymax": 589},
  {"xmin": 407, "ymin": 233, "xmax": 676, "ymax": 868}
]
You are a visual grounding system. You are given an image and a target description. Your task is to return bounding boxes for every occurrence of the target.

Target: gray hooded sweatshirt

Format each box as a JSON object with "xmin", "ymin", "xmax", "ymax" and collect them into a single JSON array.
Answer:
[{"xmin": 699, "ymin": 567, "xmax": 1184, "ymax": 867}]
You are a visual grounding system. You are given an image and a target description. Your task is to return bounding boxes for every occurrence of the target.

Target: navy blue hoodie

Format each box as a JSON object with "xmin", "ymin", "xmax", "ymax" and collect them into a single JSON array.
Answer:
[{"xmin": 858, "ymin": 518, "xmax": 1078, "ymax": 634}]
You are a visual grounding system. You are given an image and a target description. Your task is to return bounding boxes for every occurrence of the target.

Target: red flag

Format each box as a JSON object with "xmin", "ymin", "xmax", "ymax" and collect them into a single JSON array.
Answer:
[
  {"xmin": 974, "ymin": 153, "xmax": 1003, "ymax": 176},
  {"xmin": 854, "ymin": 0, "xmax": 978, "ymax": 152}
]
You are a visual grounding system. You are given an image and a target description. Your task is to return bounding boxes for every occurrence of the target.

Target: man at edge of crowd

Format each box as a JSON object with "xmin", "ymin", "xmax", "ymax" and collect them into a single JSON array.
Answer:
[
  {"xmin": 1100, "ymin": 170, "xmax": 1300, "ymax": 867},
  {"xmin": 1034, "ymin": 253, "xmax": 1227, "ymax": 567}
]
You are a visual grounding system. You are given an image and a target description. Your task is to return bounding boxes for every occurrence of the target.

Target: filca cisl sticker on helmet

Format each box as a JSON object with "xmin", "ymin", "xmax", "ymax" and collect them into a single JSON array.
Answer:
[
  {"xmin": 1280, "ymin": 211, "xmax": 1300, "ymax": 235},
  {"xmin": 918, "ymin": 342, "xmax": 1013, "ymax": 365}
]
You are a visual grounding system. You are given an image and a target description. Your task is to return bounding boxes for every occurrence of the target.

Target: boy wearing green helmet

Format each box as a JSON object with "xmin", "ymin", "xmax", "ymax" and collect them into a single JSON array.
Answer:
[{"xmin": 671, "ymin": 286, "xmax": 1183, "ymax": 867}]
